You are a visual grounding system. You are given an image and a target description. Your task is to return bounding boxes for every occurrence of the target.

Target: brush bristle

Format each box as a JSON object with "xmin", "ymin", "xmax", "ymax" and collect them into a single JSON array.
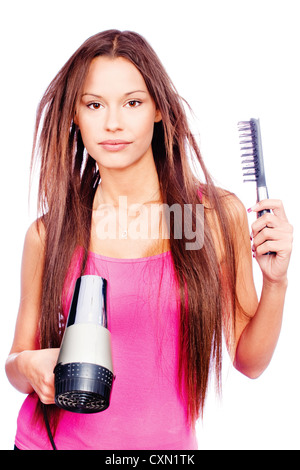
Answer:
[{"xmin": 237, "ymin": 120, "xmax": 259, "ymax": 183}]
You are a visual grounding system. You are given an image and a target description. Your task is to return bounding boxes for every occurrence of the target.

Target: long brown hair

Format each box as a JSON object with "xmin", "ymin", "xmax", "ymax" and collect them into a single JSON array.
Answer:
[{"xmin": 32, "ymin": 30, "xmax": 238, "ymax": 432}]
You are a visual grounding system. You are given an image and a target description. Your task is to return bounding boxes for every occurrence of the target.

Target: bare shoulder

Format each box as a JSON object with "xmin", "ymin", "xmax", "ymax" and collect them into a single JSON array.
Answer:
[
  {"xmin": 214, "ymin": 188, "xmax": 247, "ymax": 217},
  {"xmin": 221, "ymin": 191, "xmax": 249, "ymax": 236},
  {"xmin": 24, "ymin": 218, "xmax": 46, "ymax": 250},
  {"xmin": 223, "ymin": 190, "xmax": 247, "ymax": 217},
  {"xmin": 21, "ymin": 218, "xmax": 46, "ymax": 295},
  {"xmin": 202, "ymin": 186, "xmax": 246, "ymax": 214},
  {"xmin": 202, "ymin": 187, "xmax": 249, "ymax": 260}
]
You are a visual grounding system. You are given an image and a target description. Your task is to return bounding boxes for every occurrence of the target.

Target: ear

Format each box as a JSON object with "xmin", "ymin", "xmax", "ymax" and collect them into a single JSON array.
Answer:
[
  {"xmin": 73, "ymin": 110, "xmax": 79, "ymax": 126},
  {"xmin": 154, "ymin": 109, "xmax": 162, "ymax": 123}
]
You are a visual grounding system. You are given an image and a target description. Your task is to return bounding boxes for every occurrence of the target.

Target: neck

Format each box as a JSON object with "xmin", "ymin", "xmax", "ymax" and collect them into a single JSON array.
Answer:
[{"xmin": 94, "ymin": 156, "xmax": 161, "ymax": 208}]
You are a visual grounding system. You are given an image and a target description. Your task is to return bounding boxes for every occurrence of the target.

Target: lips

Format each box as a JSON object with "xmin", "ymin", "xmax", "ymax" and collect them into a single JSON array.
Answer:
[{"xmin": 99, "ymin": 140, "xmax": 132, "ymax": 152}]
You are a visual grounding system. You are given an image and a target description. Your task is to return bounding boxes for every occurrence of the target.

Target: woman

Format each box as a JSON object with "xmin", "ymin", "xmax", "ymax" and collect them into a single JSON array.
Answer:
[{"xmin": 5, "ymin": 30, "xmax": 293, "ymax": 450}]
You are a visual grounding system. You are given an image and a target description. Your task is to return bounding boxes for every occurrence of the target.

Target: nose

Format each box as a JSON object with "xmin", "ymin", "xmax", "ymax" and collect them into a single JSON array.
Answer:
[{"xmin": 104, "ymin": 106, "xmax": 123, "ymax": 132}]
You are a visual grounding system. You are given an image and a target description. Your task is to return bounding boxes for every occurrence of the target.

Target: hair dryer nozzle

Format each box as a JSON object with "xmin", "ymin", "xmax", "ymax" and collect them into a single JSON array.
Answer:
[{"xmin": 54, "ymin": 275, "xmax": 115, "ymax": 413}]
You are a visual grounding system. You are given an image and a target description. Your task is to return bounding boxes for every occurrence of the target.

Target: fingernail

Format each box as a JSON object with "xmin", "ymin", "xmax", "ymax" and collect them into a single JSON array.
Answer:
[{"xmin": 247, "ymin": 207, "xmax": 252, "ymax": 213}]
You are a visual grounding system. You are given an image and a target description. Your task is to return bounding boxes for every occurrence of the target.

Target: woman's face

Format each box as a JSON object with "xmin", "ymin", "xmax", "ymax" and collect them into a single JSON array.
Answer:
[{"xmin": 75, "ymin": 56, "xmax": 161, "ymax": 172}]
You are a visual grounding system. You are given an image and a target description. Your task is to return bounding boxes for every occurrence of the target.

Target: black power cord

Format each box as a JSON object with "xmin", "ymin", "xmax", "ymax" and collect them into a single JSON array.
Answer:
[{"xmin": 42, "ymin": 404, "xmax": 57, "ymax": 450}]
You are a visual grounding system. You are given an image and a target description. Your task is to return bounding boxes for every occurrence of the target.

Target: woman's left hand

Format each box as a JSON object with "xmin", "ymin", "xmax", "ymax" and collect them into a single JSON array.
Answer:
[{"xmin": 250, "ymin": 199, "xmax": 293, "ymax": 285}]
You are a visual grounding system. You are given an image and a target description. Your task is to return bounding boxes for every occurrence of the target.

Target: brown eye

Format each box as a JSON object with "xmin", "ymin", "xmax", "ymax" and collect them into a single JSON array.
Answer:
[
  {"xmin": 126, "ymin": 100, "xmax": 141, "ymax": 108},
  {"xmin": 88, "ymin": 102, "xmax": 101, "ymax": 110}
]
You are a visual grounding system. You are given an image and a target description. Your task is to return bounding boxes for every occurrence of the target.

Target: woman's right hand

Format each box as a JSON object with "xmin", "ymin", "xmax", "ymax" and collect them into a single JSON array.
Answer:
[{"xmin": 18, "ymin": 348, "xmax": 60, "ymax": 404}]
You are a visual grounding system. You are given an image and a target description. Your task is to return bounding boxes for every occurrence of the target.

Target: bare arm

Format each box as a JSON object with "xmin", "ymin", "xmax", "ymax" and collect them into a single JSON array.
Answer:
[
  {"xmin": 233, "ymin": 199, "xmax": 293, "ymax": 378},
  {"xmin": 219, "ymin": 194, "xmax": 293, "ymax": 378},
  {"xmin": 5, "ymin": 220, "xmax": 59, "ymax": 404},
  {"xmin": 234, "ymin": 277, "xmax": 287, "ymax": 377}
]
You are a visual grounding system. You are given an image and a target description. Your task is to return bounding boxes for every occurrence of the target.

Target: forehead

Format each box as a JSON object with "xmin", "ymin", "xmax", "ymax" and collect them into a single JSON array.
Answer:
[{"xmin": 83, "ymin": 56, "xmax": 148, "ymax": 94}]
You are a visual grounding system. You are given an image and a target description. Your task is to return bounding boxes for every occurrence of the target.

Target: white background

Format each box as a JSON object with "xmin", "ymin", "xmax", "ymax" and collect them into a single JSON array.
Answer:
[{"xmin": 0, "ymin": 0, "xmax": 299, "ymax": 450}]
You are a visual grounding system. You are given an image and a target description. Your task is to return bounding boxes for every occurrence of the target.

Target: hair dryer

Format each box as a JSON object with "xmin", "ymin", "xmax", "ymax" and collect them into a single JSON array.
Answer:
[{"xmin": 54, "ymin": 275, "xmax": 114, "ymax": 413}]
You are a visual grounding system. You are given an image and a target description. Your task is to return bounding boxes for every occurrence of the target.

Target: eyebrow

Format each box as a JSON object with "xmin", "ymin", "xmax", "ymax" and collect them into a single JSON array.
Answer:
[{"xmin": 81, "ymin": 90, "xmax": 147, "ymax": 99}]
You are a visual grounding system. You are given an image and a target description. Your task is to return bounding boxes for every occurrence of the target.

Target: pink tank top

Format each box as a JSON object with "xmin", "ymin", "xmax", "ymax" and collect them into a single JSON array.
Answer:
[{"xmin": 15, "ymin": 249, "xmax": 198, "ymax": 450}]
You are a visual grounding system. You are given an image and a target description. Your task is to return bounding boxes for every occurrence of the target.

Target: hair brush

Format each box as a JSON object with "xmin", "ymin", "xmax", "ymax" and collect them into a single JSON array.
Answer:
[{"xmin": 237, "ymin": 117, "xmax": 275, "ymax": 255}]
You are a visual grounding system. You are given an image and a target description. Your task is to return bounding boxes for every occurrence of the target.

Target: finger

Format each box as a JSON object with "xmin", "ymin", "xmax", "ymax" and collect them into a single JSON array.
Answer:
[
  {"xmin": 38, "ymin": 384, "xmax": 55, "ymax": 404},
  {"xmin": 251, "ymin": 212, "xmax": 279, "ymax": 237},
  {"xmin": 32, "ymin": 383, "xmax": 55, "ymax": 405},
  {"xmin": 255, "ymin": 239, "xmax": 291, "ymax": 257},
  {"xmin": 251, "ymin": 214, "xmax": 292, "ymax": 240},
  {"xmin": 249, "ymin": 199, "xmax": 288, "ymax": 221},
  {"xmin": 39, "ymin": 394, "xmax": 56, "ymax": 405},
  {"xmin": 254, "ymin": 240, "xmax": 276, "ymax": 256},
  {"xmin": 252, "ymin": 227, "xmax": 279, "ymax": 249}
]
